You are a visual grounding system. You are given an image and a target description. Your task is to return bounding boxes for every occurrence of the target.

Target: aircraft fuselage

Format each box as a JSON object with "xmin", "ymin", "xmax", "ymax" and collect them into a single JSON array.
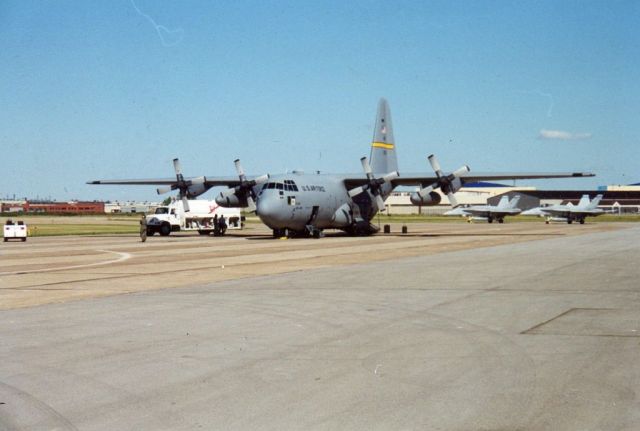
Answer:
[{"xmin": 241, "ymin": 172, "xmax": 385, "ymax": 235}]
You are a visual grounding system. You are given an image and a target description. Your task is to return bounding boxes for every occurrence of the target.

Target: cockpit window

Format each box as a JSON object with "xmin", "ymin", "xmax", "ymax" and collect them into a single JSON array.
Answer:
[
  {"xmin": 262, "ymin": 181, "xmax": 298, "ymax": 192},
  {"xmin": 284, "ymin": 179, "xmax": 299, "ymax": 192}
]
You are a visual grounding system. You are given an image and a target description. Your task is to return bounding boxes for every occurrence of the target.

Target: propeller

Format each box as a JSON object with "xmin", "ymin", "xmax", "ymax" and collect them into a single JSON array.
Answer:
[
  {"xmin": 347, "ymin": 156, "xmax": 399, "ymax": 212},
  {"xmin": 218, "ymin": 159, "xmax": 269, "ymax": 212},
  {"xmin": 155, "ymin": 158, "xmax": 206, "ymax": 212},
  {"xmin": 415, "ymin": 154, "xmax": 469, "ymax": 207}
]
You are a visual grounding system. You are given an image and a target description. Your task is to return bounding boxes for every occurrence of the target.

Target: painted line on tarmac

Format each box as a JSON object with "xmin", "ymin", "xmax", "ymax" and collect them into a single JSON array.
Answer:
[{"xmin": 0, "ymin": 250, "xmax": 132, "ymax": 276}]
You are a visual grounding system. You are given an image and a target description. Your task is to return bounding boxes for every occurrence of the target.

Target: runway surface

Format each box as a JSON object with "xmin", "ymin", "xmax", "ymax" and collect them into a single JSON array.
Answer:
[{"xmin": 1, "ymin": 223, "xmax": 639, "ymax": 430}]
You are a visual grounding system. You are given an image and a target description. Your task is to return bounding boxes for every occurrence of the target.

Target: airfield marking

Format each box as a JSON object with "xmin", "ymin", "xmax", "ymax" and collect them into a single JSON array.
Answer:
[{"xmin": 0, "ymin": 250, "xmax": 132, "ymax": 276}]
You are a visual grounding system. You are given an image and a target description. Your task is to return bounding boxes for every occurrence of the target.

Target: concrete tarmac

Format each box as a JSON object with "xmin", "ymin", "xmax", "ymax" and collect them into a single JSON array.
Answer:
[{"xmin": 1, "ymin": 223, "xmax": 639, "ymax": 430}]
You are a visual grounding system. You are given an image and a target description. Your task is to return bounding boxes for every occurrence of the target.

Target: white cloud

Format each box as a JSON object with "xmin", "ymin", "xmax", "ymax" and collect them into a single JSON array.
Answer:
[{"xmin": 538, "ymin": 129, "xmax": 592, "ymax": 141}]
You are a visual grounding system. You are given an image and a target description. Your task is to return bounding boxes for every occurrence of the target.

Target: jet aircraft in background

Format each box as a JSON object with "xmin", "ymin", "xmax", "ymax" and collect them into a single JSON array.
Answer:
[
  {"xmin": 89, "ymin": 99, "xmax": 595, "ymax": 238},
  {"xmin": 522, "ymin": 194, "xmax": 604, "ymax": 224},
  {"xmin": 444, "ymin": 195, "xmax": 522, "ymax": 223}
]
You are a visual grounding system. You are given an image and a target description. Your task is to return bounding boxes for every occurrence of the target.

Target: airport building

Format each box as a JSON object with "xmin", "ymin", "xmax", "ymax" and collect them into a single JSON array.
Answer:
[
  {"xmin": 0, "ymin": 200, "xmax": 105, "ymax": 214},
  {"xmin": 0, "ymin": 200, "xmax": 160, "ymax": 214}
]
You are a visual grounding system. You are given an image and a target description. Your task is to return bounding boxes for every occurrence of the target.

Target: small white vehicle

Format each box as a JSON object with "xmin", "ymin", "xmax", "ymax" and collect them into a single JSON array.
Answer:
[
  {"xmin": 3, "ymin": 220, "xmax": 28, "ymax": 242},
  {"xmin": 145, "ymin": 200, "xmax": 243, "ymax": 236}
]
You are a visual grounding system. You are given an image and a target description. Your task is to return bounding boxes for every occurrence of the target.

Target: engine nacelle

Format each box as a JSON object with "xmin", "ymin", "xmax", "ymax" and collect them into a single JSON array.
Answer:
[
  {"xmin": 215, "ymin": 191, "xmax": 247, "ymax": 208},
  {"xmin": 410, "ymin": 191, "xmax": 442, "ymax": 206},
  {"xmin": 186, "ymin": 183, "xmax": 208, "ymax": 198}
]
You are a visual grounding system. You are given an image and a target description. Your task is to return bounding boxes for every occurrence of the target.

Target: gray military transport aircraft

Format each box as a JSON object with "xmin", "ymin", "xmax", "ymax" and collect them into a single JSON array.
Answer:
[{"xmin": 89, "ymin": 99, "xmax": 594, "ymax": 238}]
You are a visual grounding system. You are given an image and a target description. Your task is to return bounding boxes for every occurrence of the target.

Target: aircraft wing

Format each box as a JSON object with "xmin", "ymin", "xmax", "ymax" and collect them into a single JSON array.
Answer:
[
  {"xmin": 388, "ymin": 171, "xmax": 594, "ymax": 187},
  {"xmin": 87, "ymin": 176, "xmax": 244, "ymax": 187}
]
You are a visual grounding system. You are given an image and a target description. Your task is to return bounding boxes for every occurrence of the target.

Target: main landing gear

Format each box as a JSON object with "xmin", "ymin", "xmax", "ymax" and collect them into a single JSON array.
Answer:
[{"xmin": 272, "ymin": 226, "xmax": 324, "ymax": 239}]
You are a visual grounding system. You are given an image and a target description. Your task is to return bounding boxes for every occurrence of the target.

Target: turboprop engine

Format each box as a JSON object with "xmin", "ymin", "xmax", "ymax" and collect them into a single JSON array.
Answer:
[
  {"xmin": 155, "ymin": 158, "xmax": 210, "ymax": 212},
  {"xmin": 215, "ymin": 159, "xmax": 269, "ymax": 211},
  {"xmin": 410, "ymin": 154, "xmax": 469, "ymax": 207},
  {"xmin": 410, "ymin": 190, "xmax": 441, "ymax": 205}
]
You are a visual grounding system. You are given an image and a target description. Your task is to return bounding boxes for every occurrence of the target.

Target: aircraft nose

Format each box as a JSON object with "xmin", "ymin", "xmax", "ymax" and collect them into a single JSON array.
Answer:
[{"xmin": 256, "ymin": 197, "xmax": 279, "ymax": 227}]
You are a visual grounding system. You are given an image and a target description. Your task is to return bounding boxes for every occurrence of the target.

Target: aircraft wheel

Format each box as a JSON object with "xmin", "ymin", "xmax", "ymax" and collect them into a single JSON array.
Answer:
[
  {"xmin": 545, "ymin": 220, "xmax": 550, "ymax": 224},
  {"xmin": 579, "ymin": 219, "xmax": 585, "ymax": 224},
  {"xmin": 312, "ymin": 229, "xmax": 324, "ymax": 239},
  {"xmin": 488, "ymin": 218, "xmax": 493, "ymax": 224},
  {"xmin": 567, "ymin": 219, "xmax": 573, "ymax": 224},
  {"xmin": 498, "ymin": 219, "xmax": 504, "ymax": 224}
]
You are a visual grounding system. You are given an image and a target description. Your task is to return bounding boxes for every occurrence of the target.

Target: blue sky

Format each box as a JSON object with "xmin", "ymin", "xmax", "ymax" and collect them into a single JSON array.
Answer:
[{"xmin": 1, "ymin": 0, "xmax": 638, "ymax": 201}]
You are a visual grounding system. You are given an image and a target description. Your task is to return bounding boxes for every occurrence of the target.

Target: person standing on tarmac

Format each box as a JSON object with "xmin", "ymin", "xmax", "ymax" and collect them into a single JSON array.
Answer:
[
  {"xmin": 140, "ymin": 213, "xmax": 147, "ymax": 242},
  {"xmin": 218, "ymin": 215, "xmax": 227, "ymax": 235}
]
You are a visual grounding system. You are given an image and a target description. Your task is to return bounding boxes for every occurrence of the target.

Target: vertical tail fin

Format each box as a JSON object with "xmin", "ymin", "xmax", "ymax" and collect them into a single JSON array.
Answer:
[
  {"xmin": 369, "ymin": 98, "xmax": 398, "ymax": 175},
  {"xmin": 588, "ymin": 194, "xmax": 603, "ymax": 209},
  {"xmin": 497, "ymin": 196, "xmax": 510, "ymax": 208},
  {"xmin": 509, "ymin": 195, "xmax": 521, "ymax": 208},
  {"xmin": 577, "ymin": 194, "xmax": 590, "ymax": 208}
]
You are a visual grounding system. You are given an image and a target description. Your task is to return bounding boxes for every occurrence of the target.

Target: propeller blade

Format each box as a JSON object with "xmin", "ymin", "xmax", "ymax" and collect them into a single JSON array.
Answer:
[
  {"xmin": 182, "ymin": 195, "xmax": 190, "ymax": 212},
  {"xmin": 234, "ymin": 159, "xmax": 246, "ymax": 179},
  {"xmin": 173, "ymin": 158, "xmax": 183, "ymax": 176},
  {"xmin": 427, "ymin": 154, "xmax": 443, "ymax": 177},
  {"xmin": 381, "ymin": 171, "xmax": 399, "ymax": 183},
  {"xmin": 418, "ymin": 184, "xmax": 435, "ymax": 198},
  {"xmin": 375, "ymin": 194, "xmax": 386, "ymax": 212},
  {"xmin": 451, "ymin": 165, "xmax": 470, "ymax": 178},
  {"xmin": 253, "ymin": 174, "xmax": 269, "ymax": 184},
  {"xmin": 156, "ymin": 185, "xmax": 173, "ymax": 195},
  {"xmin": 246, "ymin": 195, "xmax": 256, "ymax": 213},
  {"xmin": 360, "ymin": 156, "xmax": 373, "ymax": 176},
  {"xmin": 447, "ymin": 192, "xmax": 458, "ymax": 208},
  {"xmin": 348, "ymin": 186, "xmax": 366, "ymax": 197}
]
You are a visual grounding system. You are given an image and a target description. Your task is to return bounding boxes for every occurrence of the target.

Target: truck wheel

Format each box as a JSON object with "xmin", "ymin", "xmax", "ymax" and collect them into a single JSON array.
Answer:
[
  {"xmin": 160, "ymin": 223, "xmax": 171, "ymax": 236},
  {"xmin": 198, "ymin": 230, "xmax": 210, "ymax": 236},
  {"xmin": 22, "ymin": 237, "xmax": 27, "ymax": 242}
]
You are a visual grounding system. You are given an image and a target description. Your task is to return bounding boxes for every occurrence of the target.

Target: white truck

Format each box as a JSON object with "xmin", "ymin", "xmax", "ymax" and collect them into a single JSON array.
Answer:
[
  {"xmin": 3, "ymin": 220, "xmax": 28, "ymax": 242},
  {"xmin": 145, "ymin": 200, "xmax": 242, "ymax": 237}
]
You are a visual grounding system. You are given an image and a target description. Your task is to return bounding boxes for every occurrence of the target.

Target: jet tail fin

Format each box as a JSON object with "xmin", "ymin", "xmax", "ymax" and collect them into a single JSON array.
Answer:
[
  {"xmin": 369, "ymin": 98, "xmax": 398, "ymax": 175},
  {"xmin": 588, "ymin": 194, "xmax": 604, "ymax": 209},
  {"xmin": 577, "ymin": 194, "xmax": 590, "ymax": 208},
  {"xmin": 509, "ymin": 195, "xmax": 521, "ymax": 209},
  {"xmin": 497, "ymin": 196, "xmax": 510, "ymax": 208}
]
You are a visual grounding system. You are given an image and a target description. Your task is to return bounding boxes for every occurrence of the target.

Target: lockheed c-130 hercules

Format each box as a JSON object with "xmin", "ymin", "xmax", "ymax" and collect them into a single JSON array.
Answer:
[{"xmin": 89, "ymin": 99, "xmax": 594, "ymax": 238}]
